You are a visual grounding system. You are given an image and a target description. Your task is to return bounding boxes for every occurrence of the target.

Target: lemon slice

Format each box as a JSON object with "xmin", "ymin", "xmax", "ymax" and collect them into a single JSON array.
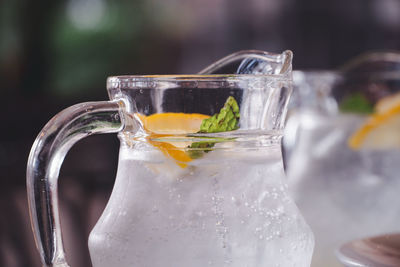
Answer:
[
  {"xmin": 348, "ymin": 94, "xmax": 400, "ymax": 150},
  {"xmin": 137, "ymin": 113, "xmax": 210, "ymax": 134},
  {"xmin": 137, "ymin": 113, "xmax": 210, "ymax": 167},
  {"xmin": 375, "ymin": 93, "xmax": 400, "ymax": 113}
]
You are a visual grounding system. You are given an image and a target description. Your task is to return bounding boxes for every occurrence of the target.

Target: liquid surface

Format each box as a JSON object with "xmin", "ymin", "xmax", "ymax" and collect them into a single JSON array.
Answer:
[
  {"xmin": 89, "ymin": 141, "xmax": 314, "ymax": 267},
  {"xmin": 286, "ymin": 112, "xmax": 400, "ymax": 267}
]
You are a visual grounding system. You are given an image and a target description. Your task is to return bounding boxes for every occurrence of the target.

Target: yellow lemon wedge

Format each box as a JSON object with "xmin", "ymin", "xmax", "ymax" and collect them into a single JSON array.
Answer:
[
  {"xmin": 137, "ymin": 113, "xmax": 210, "ymax": 167},
  {"xmin": 348, "ymin": 93, "xmax": 400, "ymax": 150},
  {"xmin": 137, "ymin": 113, "xmax": 210, "ymax": 134},
  {"xmin": 375, "ymin": 93, "xmax": 400, "ymax": 114}
]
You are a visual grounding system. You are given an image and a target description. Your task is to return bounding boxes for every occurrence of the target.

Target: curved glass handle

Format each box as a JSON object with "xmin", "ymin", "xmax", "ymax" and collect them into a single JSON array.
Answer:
[{"xmin": 26, "ymin": 100, "xmax": 124, "ymax": 267}]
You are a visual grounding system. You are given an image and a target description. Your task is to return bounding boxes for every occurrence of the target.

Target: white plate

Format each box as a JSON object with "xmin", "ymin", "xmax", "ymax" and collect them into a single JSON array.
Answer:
[{"xmin": 336, "ymin": 233, "xmax": 400, "ymax": 267}]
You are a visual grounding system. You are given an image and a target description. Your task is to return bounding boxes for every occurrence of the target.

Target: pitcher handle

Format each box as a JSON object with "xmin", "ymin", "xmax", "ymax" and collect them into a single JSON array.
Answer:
[{"xmin": 26, "ymin": 100, "xmax": 125, "ymax": 267}]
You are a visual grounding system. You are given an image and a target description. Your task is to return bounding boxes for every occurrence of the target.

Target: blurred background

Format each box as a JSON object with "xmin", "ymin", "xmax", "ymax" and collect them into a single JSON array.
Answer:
[{"xmin": 1, "ymin": 0, "xmax": 400, "ymax": 266}]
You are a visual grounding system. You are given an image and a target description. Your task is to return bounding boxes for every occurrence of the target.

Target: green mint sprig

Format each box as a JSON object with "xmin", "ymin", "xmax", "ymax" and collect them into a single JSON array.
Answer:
[
  {"xmin": 339, "ymin": 92, "xmax": 374, "ymax": 114},
  {"xmin": 188, "ymin": 96, "xmax": 240, "ymax": 158},
  {"xmin": 198, "ymin": 96, "xmax": 240, "ymax": 133}
]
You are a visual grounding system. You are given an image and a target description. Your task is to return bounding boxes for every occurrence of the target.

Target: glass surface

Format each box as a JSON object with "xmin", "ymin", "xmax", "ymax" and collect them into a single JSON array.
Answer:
[
  {"xmin": 285, "ymin": 52, "xmax": 400, "ymax": 267},
  {"xmin": 27, "ymin": 50, "xmax": 314, "ymax": 267}
]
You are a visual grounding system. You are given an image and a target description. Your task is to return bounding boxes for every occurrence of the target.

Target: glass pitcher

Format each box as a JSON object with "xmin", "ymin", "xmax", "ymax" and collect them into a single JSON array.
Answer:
[
  {"xmin": 27, "ymin": 50, "xmax": 314, "ymax": 267},
  {"xmin": 285, "ymin": 52, "xmax": 400, "ymax": 267}
]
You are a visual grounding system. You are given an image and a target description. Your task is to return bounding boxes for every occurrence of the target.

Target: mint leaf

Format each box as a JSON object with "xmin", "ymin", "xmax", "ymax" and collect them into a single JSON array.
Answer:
[
  {"xmin": 199, "ymin": 96, "xmax": 240, "ymax": 133},
  {"xmin": 339, "ymin": 93, "xmax": 374, "ymax": 114},
  {"xmin": 188, "ymin": 96, "xmax": 239, "ymax": 158},
  {"xmin": 187, "ymin": 141, "xmax": 216, "ymax": 159}
]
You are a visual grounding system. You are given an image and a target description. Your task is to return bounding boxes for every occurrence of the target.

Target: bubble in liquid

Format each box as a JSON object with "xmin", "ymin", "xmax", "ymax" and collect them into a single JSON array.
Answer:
[
  {"xmin": 231, "ymin": 196, "xmax": 241, "ymax": 206},
  {"xmin": 277, "ymin": 206, "xmax": 284, "ymax": 213},
  {"xmin": 266, "ymin": 235, "xmax": 273, "ymax": 241}
]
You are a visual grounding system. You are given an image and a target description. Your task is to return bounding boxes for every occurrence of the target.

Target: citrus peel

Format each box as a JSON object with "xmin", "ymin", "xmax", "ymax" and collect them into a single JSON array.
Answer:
[
  {"xmin": 348, "ymin": 93, "xmax": 400, "ymax": 150},
  {"xmin": 137, "ymin": 113, "xmax": 211, "ymax": 167}
]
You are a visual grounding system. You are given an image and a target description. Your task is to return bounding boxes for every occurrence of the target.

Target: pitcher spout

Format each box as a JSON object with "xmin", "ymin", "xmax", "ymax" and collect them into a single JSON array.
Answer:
[{"xmin": 198, "ymin": 50, "xmax": 293, "ymax": 77}]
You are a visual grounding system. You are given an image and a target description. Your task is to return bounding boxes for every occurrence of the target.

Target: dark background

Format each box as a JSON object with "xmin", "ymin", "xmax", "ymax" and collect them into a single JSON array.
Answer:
[{"xmin": 1, "ymin": 0, "xmax": 400, "ymax": 266}]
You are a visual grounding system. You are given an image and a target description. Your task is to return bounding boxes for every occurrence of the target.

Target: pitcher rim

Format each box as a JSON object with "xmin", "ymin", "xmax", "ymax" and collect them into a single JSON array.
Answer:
[
  {"xmin": 107, "ymin": 49, "xmax": 293, "ymax": 87},
  {"xmin": 108, "ymin": 73, "xmax": 291, "ymax": 79},
  {"xmin": 106, "ymin": 73, "xmax": 292, "ymax": 88}
]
